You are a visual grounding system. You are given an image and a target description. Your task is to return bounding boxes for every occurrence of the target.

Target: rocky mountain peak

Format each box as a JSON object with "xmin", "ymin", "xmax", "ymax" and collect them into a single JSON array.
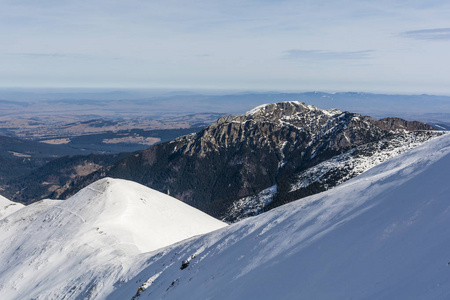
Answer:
[
  {"xmin": 176, "ymin": 101, "xmax": 378, "ymax": 158},
  {"xmin": 244, "ymin": 101, "xmax": 342, "ymax": 122},
  {"xmin": 245, "ymin": 101, "xmax": 311, "ymax": 116},
  {"xmin": 213, "ymin": 101, "xmax": 342, "ymax": 127},
  {"xmin": 54, "ymin": 102, "xmax": 439, "ymax": 220}
]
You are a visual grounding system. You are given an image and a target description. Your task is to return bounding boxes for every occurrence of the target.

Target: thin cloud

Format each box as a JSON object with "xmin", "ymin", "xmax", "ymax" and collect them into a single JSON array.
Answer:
[
  {"xmin": 401, "ymin": 28, "xmax": 450, "ymax": 40},
  {"xmin": 4, "ymin": 53, "xmax": 142, "ymax": 62},
  {"xmin": 283, "ymin": 49, "xmax": 373, "ymax": 60},
  {"xmin": 7, "ymin": 53, "xmax": 92, "ymax": 59}
]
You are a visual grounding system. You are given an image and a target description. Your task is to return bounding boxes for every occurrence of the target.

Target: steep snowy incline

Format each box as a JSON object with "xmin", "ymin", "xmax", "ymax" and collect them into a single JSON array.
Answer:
[
  {"xmin": 109, "ymin": 133, "xmax": 450, "ymax": 300},
  {"xmin": 0, "ymin": 194, "xmax": 24, "ymax": 219},
  {"xmin": 0, "ymin": 178, "xmax": 226, "ymax": 300}
]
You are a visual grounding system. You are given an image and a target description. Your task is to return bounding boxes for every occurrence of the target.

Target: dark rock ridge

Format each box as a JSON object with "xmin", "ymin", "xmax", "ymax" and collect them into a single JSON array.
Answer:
[
  {"xmin": 53, "ymin": 101, "xmax": 437, "ymax": 219},
  {"xmin": 369, "ymin": 117, "xmax": 435, "ymax": 132}
]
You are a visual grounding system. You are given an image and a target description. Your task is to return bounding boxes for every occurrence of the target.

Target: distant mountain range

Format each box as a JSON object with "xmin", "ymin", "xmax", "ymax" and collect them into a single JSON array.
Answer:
[{"xmin": 2, "ymin": 90, "xmax": 450, "ymax": 123}]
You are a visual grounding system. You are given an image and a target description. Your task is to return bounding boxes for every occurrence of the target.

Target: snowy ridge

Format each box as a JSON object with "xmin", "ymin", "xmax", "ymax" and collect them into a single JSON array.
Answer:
[
  {"xmin": 0, "ymin": 178, "xmax": 226, "ymax": 299},
  {"xmin": 244, "ymin": 102, "xmax": 273, "ymax": 116},
  {"xmin": 0, "ymin": 194, "xmax": 24, "ymax": 219},
  {"xmin": 291, "ymin": 131, "xmax": 447, "ymax": 191},
  {"xmin": 225, "ymin": 131, "xmax": 445, "ymax": 222},
  {"xmin": 108, "ymin": 133, "xmax": 450, "ymax": 300}
]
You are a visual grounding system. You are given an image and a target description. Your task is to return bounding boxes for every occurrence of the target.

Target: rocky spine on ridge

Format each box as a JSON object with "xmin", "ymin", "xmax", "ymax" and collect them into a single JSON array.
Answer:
[{"xmin": 369, "ymin": 117, "xmax": 436, "ymax": 132}]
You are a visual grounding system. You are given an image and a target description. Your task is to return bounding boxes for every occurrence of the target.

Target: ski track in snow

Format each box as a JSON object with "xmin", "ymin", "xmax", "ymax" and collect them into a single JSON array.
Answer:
[{"xmin": 53, "ymin": 206, "xmax": 87, "ymax": 223}]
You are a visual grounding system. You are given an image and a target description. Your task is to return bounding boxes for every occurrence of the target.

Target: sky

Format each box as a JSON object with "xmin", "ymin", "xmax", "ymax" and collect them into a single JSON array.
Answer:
[{"xmin": 1, "ymin": 0, "xmax": 450, "ymax": 94}]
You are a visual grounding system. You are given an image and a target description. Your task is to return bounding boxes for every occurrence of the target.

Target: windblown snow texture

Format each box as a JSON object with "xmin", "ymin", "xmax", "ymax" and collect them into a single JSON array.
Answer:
[{"xmin": 0, "ymin": 178, "xmax": 225, "ymax": 299}]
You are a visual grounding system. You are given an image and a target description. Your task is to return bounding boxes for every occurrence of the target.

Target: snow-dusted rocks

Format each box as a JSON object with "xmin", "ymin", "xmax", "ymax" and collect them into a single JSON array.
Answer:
[
  {"xmin": 224, "ymin": 130, "xmax": 444, "ymax": 222},
  {"xmin": 110, "ymin": 133, "xmax": 450, "ymax": 300},
  {"xmin": 0, "ymin": 194, "xmax": 24, "ymax": 219},
  {"xmin": 244, "ymin": 100, "xmax": 342, "ymax": 118},
  {"xmin": 0, "ymin": 178, "xmax": 226, "ymax": 299}
]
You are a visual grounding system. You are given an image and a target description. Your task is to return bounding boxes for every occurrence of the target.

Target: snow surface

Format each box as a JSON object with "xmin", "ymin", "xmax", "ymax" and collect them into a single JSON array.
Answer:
[
  {"xmin": 0, "ymin": 178, "xmax": 226, "ymax": 299},
  {"xmin": 2, "ymin": 134, "xmax": 450, "ymax": 299},
  {"xmin": 0, "ymin": 194, "xmax": 24, "ymax": 219},
  {"xmin": 109, "ymin": 133, "xmax": 450, "ymax": 300}
]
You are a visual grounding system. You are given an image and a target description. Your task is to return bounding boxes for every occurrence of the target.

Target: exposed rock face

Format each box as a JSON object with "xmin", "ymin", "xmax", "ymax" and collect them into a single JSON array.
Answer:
[
  {"xmin": 369, "ymin": 117, "xmax": 436, "ymax": 132},
  {"xmin": 58, "ymin": 102, "xmax": 438, "ymax": 219}
]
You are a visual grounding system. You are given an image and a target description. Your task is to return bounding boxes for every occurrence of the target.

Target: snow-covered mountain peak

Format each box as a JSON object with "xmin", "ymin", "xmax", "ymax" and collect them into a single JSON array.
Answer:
[
  {"xmin": 244, "ymin": 101, "xmax": 341, "ymax": 120},
  {"xmin": 64, "ymin": 177, "xmax": 227, "ymax": 252},
  {"xmin": 244, "ymin": 101, "xmax": 305, "ymax": 116},
  {"xmin": 0, "ymin": 178, "xmax": 226, "ymax": 299}
]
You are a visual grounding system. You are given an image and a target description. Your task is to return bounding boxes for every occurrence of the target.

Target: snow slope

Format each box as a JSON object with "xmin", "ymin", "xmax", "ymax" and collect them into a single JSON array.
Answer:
[
  {"xmin": 0, "ymin": 178, "xmax": 226, "ymax": 299},
  {"xmin": 1, "ymin": 133, "xmax": 449, "ymax": 299},
  {"xmin": 109, "ymin": 133, "xmax": 450, "ymax": 300},
  {"xmin": 0, "ymin": 194, "xmax": 24, "ymax": 219}
]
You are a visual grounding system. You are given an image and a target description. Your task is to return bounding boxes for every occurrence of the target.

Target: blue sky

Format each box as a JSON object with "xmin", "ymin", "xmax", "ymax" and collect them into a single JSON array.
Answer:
[{"xmin": 1, "ymin": 0, "xmax": 450, "ymax": 94}]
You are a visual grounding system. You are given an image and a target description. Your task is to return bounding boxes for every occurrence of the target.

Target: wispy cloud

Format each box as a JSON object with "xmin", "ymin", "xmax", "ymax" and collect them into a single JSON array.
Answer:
[
  {"xmin": 4, "ymin": 52, "xmax": 145, "ymax": 62},
  {"xmin": 6, "ymin": 53, "xmax": 93, "ymax": 59},
  {"xmin": 283, "ymin": 49, "xmax": 373, "ymax": 61},
  {"xmin": 401, "ymin": 28, "xmax": 450, "ymax": 40}
]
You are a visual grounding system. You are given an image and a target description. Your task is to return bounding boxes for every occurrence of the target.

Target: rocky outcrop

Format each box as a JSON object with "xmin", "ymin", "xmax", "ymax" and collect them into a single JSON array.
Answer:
[{"xmin": 370, "ymin": 117, "xmax": 436, "ymax": 132}]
